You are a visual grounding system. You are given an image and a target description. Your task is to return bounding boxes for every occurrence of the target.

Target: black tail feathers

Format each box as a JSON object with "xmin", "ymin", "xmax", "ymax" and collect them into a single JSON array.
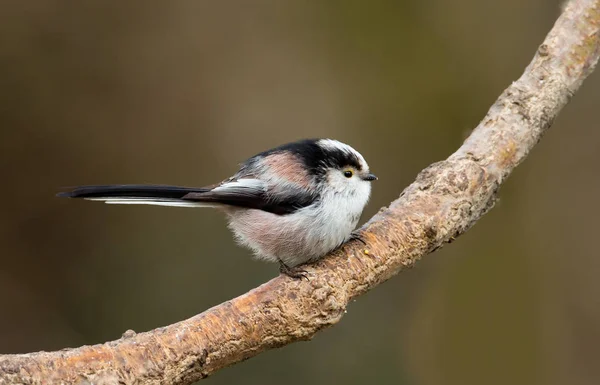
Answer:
[{"xmin": 57, "ymin": 185, "xmax": 210, "ymax": 199}]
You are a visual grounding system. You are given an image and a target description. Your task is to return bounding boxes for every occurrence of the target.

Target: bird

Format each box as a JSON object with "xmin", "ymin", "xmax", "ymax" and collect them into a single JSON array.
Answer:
[{"xmin": 58, "ymin": 138, "xmax": 377, "ymax": 278}]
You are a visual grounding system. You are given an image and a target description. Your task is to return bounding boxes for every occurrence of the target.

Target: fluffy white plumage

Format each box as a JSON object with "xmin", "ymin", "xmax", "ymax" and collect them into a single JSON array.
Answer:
[{"xmin": 226, "ymin": 166, "xmax": 371, "ymax": 266}]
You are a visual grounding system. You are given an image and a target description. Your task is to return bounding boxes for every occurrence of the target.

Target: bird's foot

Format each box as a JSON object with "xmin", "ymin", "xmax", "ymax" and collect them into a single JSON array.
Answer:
[
  {"xmin": 333, "ymin": 231, "xmax": 367, "ymax": 252},
  {"xmin": 348, "ymin": 231, "xmax": 367, "ymax": 245},
  {"xmin": 279, "ymin": 261, "xmax": 309, "ymax": 280}
]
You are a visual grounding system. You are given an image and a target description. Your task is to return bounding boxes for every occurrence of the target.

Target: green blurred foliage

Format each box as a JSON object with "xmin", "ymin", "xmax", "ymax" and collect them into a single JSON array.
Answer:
[{"xmin": 0, "ymin": 1, "xmax": 598, "ymax": 385}]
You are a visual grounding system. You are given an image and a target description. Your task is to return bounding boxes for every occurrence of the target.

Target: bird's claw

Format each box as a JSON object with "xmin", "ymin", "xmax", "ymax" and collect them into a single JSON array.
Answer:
[
  {"xmin": 279, "ymin": 262, "xmax": 309, "ymax": 280},
  {"xmin": 348, "ymin": 231, "xmax": 367, "ymax": 245}
]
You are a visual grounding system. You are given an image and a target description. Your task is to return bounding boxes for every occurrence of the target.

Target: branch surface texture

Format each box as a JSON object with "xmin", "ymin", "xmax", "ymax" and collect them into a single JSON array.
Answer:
[{"xmin": 2, "ymin": 1, "xmax": 599, "ymax": 384}]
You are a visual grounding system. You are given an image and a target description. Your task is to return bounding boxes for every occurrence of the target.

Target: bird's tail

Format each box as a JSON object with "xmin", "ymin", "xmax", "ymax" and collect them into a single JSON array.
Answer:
[{"xmin": 57, "ymin": 185, "xmax": 213, "ymax": 207}]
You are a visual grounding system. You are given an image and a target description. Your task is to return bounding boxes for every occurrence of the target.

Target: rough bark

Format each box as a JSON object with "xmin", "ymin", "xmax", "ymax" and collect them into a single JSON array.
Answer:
[{"xmin": 1, "ymin": 0, "xmax": 599, "ymax": 384}]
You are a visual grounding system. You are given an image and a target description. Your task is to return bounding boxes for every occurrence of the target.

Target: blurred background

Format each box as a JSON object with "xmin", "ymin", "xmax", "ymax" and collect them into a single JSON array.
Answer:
[{"xmin": 0, "ymin": 1, "xmax": 598, "ymax": 384}]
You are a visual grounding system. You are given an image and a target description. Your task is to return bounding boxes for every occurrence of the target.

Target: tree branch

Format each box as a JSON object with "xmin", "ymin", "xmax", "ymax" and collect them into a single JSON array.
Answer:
[{"xmin": 2, "ymin": 1, "xmax": 599, "ymax": 384}]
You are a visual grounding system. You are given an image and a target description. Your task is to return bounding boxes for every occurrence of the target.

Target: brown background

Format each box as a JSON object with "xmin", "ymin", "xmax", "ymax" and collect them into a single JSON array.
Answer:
[{"xmin": 1, "ymin": 1, "xmax": 599, "ymax": 385}]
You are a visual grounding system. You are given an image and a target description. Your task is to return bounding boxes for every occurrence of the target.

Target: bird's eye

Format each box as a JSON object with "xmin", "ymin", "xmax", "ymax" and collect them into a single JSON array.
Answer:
[{"xmin": 343, "ymin": 170, "xmax": 353, "ymax": 178}]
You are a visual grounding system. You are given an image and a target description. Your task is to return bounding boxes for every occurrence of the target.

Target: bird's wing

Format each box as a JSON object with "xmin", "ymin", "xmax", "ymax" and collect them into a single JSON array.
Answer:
[{"xmin": 183, "ymin": 178, "xmax": 317, "ymax": 215}]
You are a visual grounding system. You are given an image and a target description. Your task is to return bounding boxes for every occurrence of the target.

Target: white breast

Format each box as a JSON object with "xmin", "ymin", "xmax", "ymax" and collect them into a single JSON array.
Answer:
[{"xmin": 225, "ymin": 182, "xmax": 371, "ymax": 267}]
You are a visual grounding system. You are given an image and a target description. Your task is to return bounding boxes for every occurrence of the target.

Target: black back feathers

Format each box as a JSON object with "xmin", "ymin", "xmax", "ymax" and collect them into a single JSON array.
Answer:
[{"xmin": 250, "ymin": 139, "xmax": 364, "ymax": 179}]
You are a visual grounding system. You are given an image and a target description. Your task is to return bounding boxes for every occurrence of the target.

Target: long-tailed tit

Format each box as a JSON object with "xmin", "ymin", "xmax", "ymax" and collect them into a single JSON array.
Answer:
[{"xmin": 58, "ymin": 139, "xmax": 377, "ymax": 278}]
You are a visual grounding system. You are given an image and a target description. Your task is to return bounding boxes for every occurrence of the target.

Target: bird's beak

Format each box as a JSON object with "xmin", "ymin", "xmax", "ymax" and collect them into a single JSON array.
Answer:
[{"xmin": 361, "ymin": 173, "xmax": 378, "ymax": 181}]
